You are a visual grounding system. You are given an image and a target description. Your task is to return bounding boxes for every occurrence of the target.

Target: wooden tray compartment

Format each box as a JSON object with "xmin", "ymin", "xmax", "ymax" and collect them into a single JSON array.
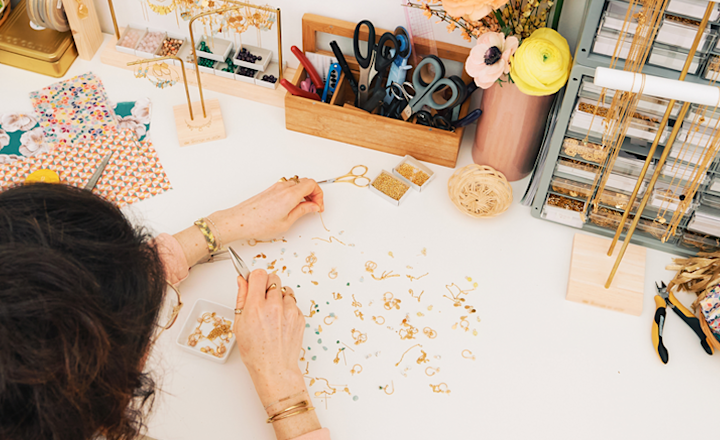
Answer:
[{"xmin": 284, "ymin": 14, "xmax": 472, "ymax": 168}]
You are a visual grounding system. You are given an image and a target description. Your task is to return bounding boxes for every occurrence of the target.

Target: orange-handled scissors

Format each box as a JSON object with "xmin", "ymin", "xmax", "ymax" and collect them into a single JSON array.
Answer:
[{"xmin": 317, "ymin": 165, "xmax": 370, "ymax": 188}]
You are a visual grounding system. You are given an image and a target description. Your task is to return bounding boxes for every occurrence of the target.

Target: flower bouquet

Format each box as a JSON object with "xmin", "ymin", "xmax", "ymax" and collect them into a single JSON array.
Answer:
[{"xmin": 406, "ymin": 0, "xmax": 571, "ymax": 181}]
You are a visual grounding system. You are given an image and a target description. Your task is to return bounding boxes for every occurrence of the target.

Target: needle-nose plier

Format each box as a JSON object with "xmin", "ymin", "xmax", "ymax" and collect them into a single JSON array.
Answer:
[{"xmin": 652, "ymin": 281, "xmax": 714, "ymax": 364}]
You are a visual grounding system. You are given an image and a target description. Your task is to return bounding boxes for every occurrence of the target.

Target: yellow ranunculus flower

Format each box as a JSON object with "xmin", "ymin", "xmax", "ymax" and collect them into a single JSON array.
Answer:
[{"xmin": 510, "ymin": 28, "xmax": 572, "ymax": 96}]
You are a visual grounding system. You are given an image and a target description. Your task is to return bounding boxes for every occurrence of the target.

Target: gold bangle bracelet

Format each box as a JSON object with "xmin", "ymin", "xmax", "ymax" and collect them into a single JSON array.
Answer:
[
  {"xmin": 194, "ymin": 218, "xmax": 220, "ymax": 253},
  {"xmin": 266, "ymin": 400, "xmax": 308, "ymax": 423},
  {"xmin": 267, "ymin": 406, "xmax": 316, "ymax": 424}
]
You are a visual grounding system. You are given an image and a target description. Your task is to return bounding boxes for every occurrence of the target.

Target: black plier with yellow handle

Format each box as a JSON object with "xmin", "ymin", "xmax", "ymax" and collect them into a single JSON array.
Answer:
[{"xmin": 652, "ymin": 281, "xmax": 714, "ymax": 364}]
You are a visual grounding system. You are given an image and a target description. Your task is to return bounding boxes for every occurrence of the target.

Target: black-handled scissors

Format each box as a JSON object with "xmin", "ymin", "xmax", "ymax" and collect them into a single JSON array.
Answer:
[
  {"xmin": 354, "ymin": 20, "xmax": 398, "ymax": 109},
  {"xmin": 415, "ymin": 110, "xmax": 454, "ymax": 131}
]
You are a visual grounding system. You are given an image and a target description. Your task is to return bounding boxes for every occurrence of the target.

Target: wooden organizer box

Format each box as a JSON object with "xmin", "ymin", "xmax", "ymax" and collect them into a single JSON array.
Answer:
[{"xmin": 285, "ymin": 14, "xmax": 472, "ymax": 168}]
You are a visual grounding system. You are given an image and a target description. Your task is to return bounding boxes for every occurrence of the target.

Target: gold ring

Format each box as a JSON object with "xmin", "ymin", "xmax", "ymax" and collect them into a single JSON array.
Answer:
[
  {"xmin": 281, "ymin": 286, "xmax": 287, "ymax": 294},
  {"xmin": 267, "ymin": 283, "xmax": 278, "ymax": 291},
  {"xmin": 234, "ymin": 308, "xmax": 243, "ymax": 315},
  {"xmin": 278, "ymin": 177, "xmax": 288, "ymax": 182},
  {"xmin": 287, "ymin": 293, "xmax": 297, "ymax": 303}
]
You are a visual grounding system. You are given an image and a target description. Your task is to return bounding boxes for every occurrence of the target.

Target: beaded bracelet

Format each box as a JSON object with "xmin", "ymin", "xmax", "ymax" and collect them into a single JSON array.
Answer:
[{"xmin": 194, "ymin": 218, "xmax": 221, "ymax": 253}]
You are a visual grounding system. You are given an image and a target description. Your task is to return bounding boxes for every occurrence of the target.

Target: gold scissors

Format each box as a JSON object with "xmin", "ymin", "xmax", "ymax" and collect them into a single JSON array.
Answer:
[{"xmin": 317, "ymin": 165, "xmax": 370, "ymax": 188}]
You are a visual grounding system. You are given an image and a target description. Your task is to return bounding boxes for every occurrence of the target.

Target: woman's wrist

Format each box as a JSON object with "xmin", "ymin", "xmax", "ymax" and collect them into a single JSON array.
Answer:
[
  {"xmin": 250, "ymin": 367, "xmax": 307, "ymax": 409},
  {"xmin": 206, "ymin": 209, "xmax": 248, "ymax": 246}
]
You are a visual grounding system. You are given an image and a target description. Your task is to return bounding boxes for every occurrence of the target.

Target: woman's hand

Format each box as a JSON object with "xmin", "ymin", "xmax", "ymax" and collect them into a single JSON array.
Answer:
[
  {"xmin": 233, "ymin": 270, "xmax": 322, "ymax": 439},
  {"xmin": 211, "ymin": 178, "xmax": 324, "ymax": 243},
  {"xmin": 173, "ymin": 178, "xmax": 323, "ymax": 271},
  {"xmin": 233, "ymin": 270, "xmax": 306, "ymax": 404}
]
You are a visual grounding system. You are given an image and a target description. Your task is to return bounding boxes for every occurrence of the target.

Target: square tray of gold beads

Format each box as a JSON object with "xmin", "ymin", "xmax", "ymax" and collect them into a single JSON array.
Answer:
[{"xmin": 369, "ymin": 155, "xmax": 435, "ymax": 205}]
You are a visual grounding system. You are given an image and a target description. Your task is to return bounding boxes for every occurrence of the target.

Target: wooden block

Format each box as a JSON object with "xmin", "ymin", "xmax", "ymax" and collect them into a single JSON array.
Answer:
[
  {"xmin": 567, "ymin": 233, "xmax": 646, "ymax": 316},
  {"xmin": 99, "ymin": 31, "xmax": 295, "ymax": 108},
  {"xmin": 62, "ymin": 0, "xmax": 102, "ymax": 60},
  {"xmin": 173, "ymin": 99, "xmax": 226, "ymax": 146}
]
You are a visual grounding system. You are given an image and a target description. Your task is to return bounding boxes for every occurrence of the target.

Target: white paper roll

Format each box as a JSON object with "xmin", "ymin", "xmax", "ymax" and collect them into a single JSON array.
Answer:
[{"xmin": 593, "ymin": 66, "xmax": 720, "ymax": 106}]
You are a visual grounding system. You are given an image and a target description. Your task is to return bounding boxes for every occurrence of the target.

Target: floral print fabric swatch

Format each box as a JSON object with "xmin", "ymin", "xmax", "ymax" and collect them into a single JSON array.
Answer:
[
  {"xmin": 0, "ymin": 128, "xmax": 171, "ymax": 208},
  {"xmin": 0, "ymin": 114, "xmax": 47, "ymax": 164},
  {"xmin": 29, "ymin": 72, "xmax": 118, "ymax": 149},
  {"xmin": 0, "ymin": 100, "xmax": 152, "ymax": 164}
]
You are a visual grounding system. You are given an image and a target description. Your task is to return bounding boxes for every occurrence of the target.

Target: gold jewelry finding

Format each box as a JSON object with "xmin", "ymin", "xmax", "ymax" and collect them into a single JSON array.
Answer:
[
  {"xmin": 351, "ymin": 328, "xmax": 367, "ymax": 345},
  {"xmin": 429, "ymin": 383, "xmax": 451, "ymax": 394},
  {"xmin": 425, "ymin": 366, "xmax": 440, "ymax": 376}
]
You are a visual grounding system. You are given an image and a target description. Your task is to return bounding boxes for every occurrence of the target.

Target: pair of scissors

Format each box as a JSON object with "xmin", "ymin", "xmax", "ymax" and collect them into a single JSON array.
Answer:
[
  {"xmin": 354, "ymin": 20, "xmax": 398, "ymax": 109},
  {"xmin": 384, "ymin": 27, "xmax": 412, "ymax": 105},
  {"xmin": 382, "ymin": 81, "xmax": 416, "ymax": 119},
  {"xmin": 400, "ymin": 56, "xmax": 462, "ymax": 121},
  {"xmin": 317, "ymin": 165, "xmax": 370, "ymax": 188},
  {"xmin": 415, "ymin": 110, "xmax": 453, "ymax": 131}
]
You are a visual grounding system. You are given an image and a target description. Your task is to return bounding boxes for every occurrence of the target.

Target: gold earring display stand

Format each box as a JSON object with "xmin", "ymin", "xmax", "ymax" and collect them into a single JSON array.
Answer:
[{"xmin": 127, "ymin": 56, "xmax": 226, "ymax": 146}]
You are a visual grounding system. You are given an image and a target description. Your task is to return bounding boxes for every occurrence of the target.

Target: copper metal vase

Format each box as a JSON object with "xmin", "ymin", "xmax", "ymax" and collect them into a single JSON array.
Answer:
[{"xmin": 472, "ymin": 81, "xmax": 555, "ymax": 181}]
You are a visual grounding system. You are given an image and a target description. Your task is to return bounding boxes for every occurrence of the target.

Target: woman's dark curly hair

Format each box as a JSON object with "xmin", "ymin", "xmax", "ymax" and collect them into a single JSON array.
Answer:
[{"xmin": 0, "ymin": 183, "xmax": 167, "ymax": 440}]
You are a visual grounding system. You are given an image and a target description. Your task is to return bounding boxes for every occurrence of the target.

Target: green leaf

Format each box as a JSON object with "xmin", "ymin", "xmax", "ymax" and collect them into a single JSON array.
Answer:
[{"xmin": 493, "ymin": 9, "xmax": 511, "ymax": 37}]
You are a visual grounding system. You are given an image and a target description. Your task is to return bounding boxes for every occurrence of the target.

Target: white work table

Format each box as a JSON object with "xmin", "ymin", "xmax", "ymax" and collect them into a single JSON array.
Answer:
[{"xmin": 1, "ymin": 36, "xmax": 717, "ymax": 440}]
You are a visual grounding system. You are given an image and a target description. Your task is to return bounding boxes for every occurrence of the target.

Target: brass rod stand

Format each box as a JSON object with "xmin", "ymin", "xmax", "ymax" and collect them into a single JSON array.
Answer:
[
  {"xmin": 605, "ymin": 2, "xmax": 716, "ymax": 288},
  {"xmin": 107, "ymin": 0, "xmax": 120, "ymax": 40}
]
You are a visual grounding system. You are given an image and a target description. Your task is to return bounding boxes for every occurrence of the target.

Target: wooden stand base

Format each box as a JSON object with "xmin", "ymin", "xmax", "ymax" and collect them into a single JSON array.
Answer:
[
  {"xmin": 173, "ymin": 99, "xmax": 226, "ymax": 146},
  {"xmin": 567, "ymin": 233, "xmax": 646, "ymax": 316}
]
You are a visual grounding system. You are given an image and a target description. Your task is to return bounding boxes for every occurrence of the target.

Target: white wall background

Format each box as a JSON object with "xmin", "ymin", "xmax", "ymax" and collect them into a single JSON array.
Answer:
[{"xmin": 11, "ymin": 0, "xmax": 589, "ymax": 66}]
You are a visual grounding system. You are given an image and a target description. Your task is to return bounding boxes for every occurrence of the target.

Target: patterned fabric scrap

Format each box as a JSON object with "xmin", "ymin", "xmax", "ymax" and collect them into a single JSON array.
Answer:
[
  {"xmin": 29, "ymin": 72, "xmax": 118, "ymax": 149},
  {"xmin": 0, "ymin": 128, "xmax": 171, "ymax": 208}
]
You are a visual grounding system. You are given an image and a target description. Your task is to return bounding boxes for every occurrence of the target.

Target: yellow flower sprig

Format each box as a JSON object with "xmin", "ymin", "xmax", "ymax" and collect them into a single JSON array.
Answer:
[
  {"xmin": 405, "ymin": 2, "xmax": 501, "ymax": 42},
  {"xmin": 498, "ymin": 0, "xmax": 554, "ymax": 39},
  {"xmin": 405, "ymin": 0, "xmax": 557, "ymax": 41}
]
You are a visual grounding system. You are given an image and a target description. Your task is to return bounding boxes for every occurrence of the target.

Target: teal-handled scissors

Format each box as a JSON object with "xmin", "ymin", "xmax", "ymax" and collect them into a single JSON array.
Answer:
[
  {"xmin": 317, "ymin": 165, "xmax": 370, "ymax": 187},
  {"xmin": 84, "ymin": 151, "xmax": 114, "ymax": 192}
]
